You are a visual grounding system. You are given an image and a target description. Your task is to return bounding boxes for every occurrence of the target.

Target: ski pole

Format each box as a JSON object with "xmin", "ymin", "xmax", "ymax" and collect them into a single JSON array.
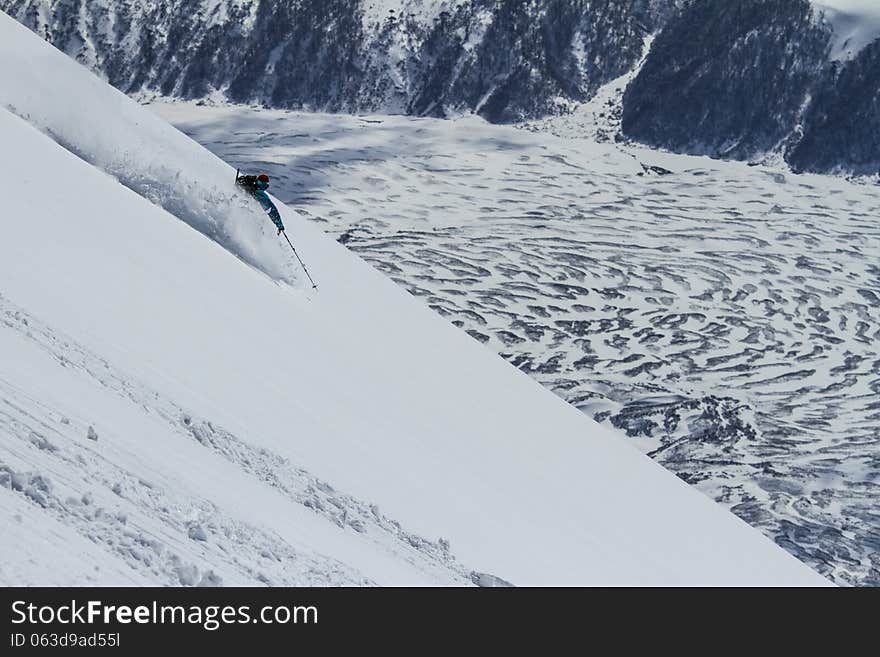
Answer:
[{"xmin": 282, "ymin": 231, "xmax": 318, "ymax": 290}]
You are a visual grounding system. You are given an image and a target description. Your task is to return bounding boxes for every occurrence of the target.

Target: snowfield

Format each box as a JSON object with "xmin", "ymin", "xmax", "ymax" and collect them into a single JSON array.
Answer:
[{"xmin": 0, "ymin": 12, "xmax": 828, "ymax": 586}]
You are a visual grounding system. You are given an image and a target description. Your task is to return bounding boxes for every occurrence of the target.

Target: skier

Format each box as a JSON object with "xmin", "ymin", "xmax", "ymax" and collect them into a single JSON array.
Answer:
[
  {"xmin": 236, "ymin": 172, "xmax": 285, "ymax": 235},
  {"xmin": 235, "ymin": 169, "xmax": 319, "ymax": 289}
]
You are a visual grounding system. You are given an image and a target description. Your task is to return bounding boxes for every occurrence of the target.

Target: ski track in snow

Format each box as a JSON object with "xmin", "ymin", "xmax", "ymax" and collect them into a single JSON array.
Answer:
[
  {"xmin": 155, "ymin": 102, "xmax": 880, "ymax": 586},
  {"xmin": 0, "ymin": 294, "xmax": 473, "ymax": 586}
]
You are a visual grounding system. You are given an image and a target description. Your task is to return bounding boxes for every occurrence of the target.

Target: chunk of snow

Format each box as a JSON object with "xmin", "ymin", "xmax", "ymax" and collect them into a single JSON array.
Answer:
[{"xmin": 187, "ymin": 524, "xmax": 209, "ymax": 542}]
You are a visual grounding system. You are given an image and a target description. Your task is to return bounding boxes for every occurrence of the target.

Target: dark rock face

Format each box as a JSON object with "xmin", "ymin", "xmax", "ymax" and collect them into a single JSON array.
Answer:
[
  {"xmin": 622, "ymin": 0, "xmax": 830, "ymax": 160},
  {"xmin": 788, "ymin": 40, "xmax": 880, "ymax": 175},
  {"xmin": 405, "ymin": 0, "xmax": 675, "ymax": 122},
  {"xmin": 1, "ymin": 0, "xmax": 678, "ymax": 122},
  {"xmin": 221, "ymin": 0, "xmax": 372, "ymax": 110},
  {"xmin": 620, "ymin": 0, "xmax": 880, "ymax": 173}
]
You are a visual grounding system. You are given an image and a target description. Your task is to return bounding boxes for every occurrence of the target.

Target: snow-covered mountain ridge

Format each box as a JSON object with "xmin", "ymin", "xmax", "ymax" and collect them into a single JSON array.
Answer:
[
  {"xmin": 0, "ymin": 12, "xmax": 827, "ymax": 585},
  {"xmin": 4, "ymin": 0, "xmax": 880, "ymax": 172},
  {"xmin": 0, "ymin": 0, "xmax": 678, "ymax": 121}
]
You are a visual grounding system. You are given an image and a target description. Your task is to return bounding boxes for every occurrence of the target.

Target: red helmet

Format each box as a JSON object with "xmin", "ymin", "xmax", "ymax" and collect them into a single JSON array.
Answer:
[{"xmin": 257, "ymin": 174, "xmax": 269, "ymax": 184}]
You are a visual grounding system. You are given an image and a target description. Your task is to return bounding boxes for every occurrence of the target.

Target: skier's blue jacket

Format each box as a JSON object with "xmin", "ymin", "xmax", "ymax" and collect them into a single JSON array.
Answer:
[{"xmin": 237, "ymin": 175, "xmax": 284, "ymax": 232}]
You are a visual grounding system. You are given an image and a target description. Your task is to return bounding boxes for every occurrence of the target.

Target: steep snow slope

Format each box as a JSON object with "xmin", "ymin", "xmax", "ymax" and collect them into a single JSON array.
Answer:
[
  {"xmin": 0, "ymin": 14, "xmax": 827, "ymax": 585},
  {"xmin": 813, "ymin": 0, "xmax": 880, "ymax": 60},
  {"xmin": 0, "ymin": 107, "xmax": 465, "ymax": 586},
  {"xmin": 154, "ymin": 101, "xmax": 880, "ymax": 586}
]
